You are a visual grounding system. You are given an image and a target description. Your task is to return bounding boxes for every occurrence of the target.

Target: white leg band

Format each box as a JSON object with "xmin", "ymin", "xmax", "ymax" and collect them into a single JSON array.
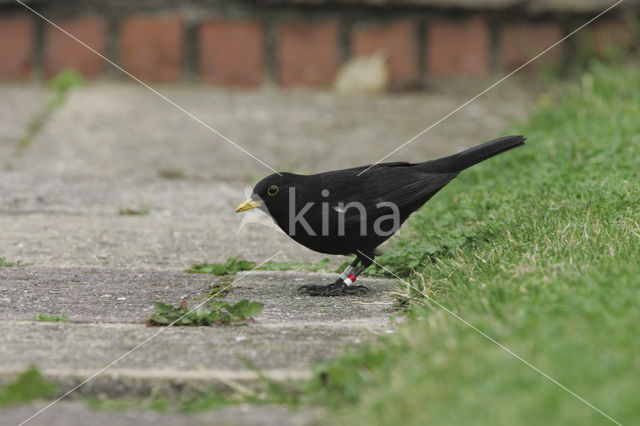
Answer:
[
  {"xmin": 342, "ymin": 274, "xmax": 357, "ymax": 286},
  {"xmin": 339, "ymin": 266, "xmax": 355, "ymax": 282}
]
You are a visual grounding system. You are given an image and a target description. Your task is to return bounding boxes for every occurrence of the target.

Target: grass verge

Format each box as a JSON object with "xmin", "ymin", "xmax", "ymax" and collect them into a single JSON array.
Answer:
[{"xmin": 323, "ymin": 62, "xmax": 640, "ymax": 425}]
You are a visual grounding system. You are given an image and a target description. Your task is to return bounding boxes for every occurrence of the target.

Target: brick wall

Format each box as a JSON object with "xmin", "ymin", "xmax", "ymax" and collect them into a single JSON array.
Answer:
[{"xmin": 0, "ymin": 1, "xmax": 637, "ymax": 88}]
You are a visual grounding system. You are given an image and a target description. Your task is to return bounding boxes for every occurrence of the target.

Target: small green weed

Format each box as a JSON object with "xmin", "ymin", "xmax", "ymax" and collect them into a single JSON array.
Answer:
[
  {"xmin": 187, "ymin": 257, "xmax": 255, "ymax": 275},
  {"xmin": 187, "ymin": 257, "xmax": 334, "ymax": 275},
  {"xmin": 0, "ymin": 366, "xmax": 57, "ymax": 406},
  {"xmin": 48, "ymin": 69, "xmax": 86, "ymax": 107},
  {"xmin": 157, "ymin": 168, "xmax": 186, "ymax": 180},
  {"xmin": 33, "ymin": 314, "xmax": 69, "ymax": 323},
  {"xmin": 147, "ymin": 299, "xmax": 263, "ymax": 326},
  {"xmin": 118, "ymin": 204, "xmax": 150, "ymax": 215},
  {"xmin": 206, "ymin": 279, "xmax": 234, "ymax": 298},
  {"xmin": 20, "ymin": 69, "xmax": 85, "ymax": 148},
  {"xmin": 0, "ymin": 258, "xmax": 23, "ymax": 267}
]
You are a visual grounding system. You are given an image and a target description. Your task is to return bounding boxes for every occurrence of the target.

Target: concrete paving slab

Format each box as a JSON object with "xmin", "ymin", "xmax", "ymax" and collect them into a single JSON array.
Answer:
[
  {"xmin": 0, "ymin": 401, "xmax": 319, "ymax": 426},
  {"xmin": 0, "ymin": 320, "xmax": 384, "ymax": 375},
  {"xmin": 0, "ymin": 268, "xmax": 394, "ymax": 397},
  {"xmin": 0, "ymin": 213, "xmax": 346, "ymax": 269},
  {"xmin": 0, "ymin": 267, "xmax": 213, "ymax": 323},
  {"xmin": 8, "ymin": 83, "xmax": 531, "ymax": 180},
  {"xmin": 0, "ymin": 268, "xmax": 395, "ymax": 325},
  {"xmin": 0, "ymin": 173, "xmax": 241, "ymax": 217},
  {"xmin": 0, "ymin": 85, "xmax": 49, "ymax": 161}
]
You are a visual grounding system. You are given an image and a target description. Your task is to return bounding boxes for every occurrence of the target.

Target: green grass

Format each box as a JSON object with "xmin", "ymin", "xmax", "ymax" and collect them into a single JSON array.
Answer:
[
  {"xmin": 317, "ymin": 63, "xmax": 640, "ymax": 425},
  {"xmin": 0, "ymin": 366, "xmax": 57, "ymax": 406}
]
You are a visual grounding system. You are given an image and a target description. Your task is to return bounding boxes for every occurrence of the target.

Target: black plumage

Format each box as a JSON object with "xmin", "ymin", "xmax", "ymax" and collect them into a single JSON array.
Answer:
[{"xmin": 236, "ymin": 135, "xmax": 525, "ymax": 295}]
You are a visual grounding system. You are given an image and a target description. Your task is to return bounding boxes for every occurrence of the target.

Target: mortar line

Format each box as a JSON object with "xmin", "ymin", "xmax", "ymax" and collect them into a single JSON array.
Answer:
[
  {"xmin": 14, "ymin": 0, "xmax": 282, "ymax": 176},
  {"xmin": 356, "ymin": 250, "xmax": 622, "ymax": 425},
  {"xmin": 357, "ymin": 0, "xmax": 625, "ymax": 176},
  {"xmin": 17, "ymin": 250, "xmax": 283, "ymax": 426}
]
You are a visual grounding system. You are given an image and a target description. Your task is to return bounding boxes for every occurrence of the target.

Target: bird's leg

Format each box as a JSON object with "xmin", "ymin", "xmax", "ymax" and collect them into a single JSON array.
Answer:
[
  {"xmin": 336, "ymin": 254, "xmax": 374, "ymax": 294},
  {"xmin": 338, "ymin": 257, "xmax": 360, "ymax": 281},
  {"xmin": 298, "ymin": 256, "xmax": 370, "ymax": 296},
  {"xmin": 352, "ymin": 258, "xmax": 373, "ymax": 278}
]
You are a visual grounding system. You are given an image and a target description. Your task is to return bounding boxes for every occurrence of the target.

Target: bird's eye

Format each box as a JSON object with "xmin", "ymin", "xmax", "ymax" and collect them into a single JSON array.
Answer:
[{"xmin": 267, "ymin": 185, "xmax": 279, "ymax": 196}]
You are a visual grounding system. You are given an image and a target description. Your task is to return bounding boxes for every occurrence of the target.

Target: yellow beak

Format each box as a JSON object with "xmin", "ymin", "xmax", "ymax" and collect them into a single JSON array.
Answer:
[{"xmin": 235, "ymin": 199, "xmax": 262, "ymax": 213}]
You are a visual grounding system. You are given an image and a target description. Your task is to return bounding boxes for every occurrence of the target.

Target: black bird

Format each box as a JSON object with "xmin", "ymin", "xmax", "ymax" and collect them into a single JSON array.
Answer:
[{"xmin": 236, "ymin": 135, "xmax": 525, "ymax": 296}]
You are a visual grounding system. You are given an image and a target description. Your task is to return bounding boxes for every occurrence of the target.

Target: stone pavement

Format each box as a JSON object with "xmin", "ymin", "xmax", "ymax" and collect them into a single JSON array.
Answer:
[
  {"xmin": 0, "ymin": 81, "xmax": 533, "ymax": 425},
  {"xmin": 1, "ymin": 402, "xmax": 318, "ymax": 426}
]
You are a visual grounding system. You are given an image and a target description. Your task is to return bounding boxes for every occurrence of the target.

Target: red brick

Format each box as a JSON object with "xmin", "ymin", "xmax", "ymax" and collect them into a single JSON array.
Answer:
[
  {"xmin": 0, "ymin": 15, "xmax": 34, "ymax": 80},
  {"xmin": 352, "ymin": 19, "xmax": 418, "ymax": 88},
  {"xmin": 427, "ymin": 17, "xmax": 490, "ymax": 77},
  {"xmin": 500, "ymin": 22, "xmax": 563, "ymax": 71},
  {"xmin": 120, "ymin": 15, "xmax": 183, "ymax": 82},
  {"xmin": 277, "ymin": 21, "xmax": 340, "ymax": 87},
  {"xmin": 199, "ymin": 20, "xmax": 265, "ymax": 87},
  {"xmin": 44, "ymin": 17, "xmax": 107, "ymax": 79},
  {"xmin": 592, "ymin": 19, "xmax": 635, "ymax": 56}
]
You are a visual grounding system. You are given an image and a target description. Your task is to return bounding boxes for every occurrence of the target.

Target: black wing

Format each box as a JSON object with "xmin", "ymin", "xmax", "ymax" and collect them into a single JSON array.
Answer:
[{"xmin": 318, "ymin": 163, "xmax": 458, "ymax": 226}]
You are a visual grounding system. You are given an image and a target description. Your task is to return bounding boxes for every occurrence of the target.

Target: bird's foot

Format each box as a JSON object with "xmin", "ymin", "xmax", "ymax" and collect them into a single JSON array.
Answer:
[{"xmin": 297, "ymin": 279, "xmax": 369, "ymax": 296}]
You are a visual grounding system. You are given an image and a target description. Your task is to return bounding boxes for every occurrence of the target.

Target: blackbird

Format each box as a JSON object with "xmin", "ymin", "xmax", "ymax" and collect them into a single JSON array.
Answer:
[{"xmin": 236, "ymin": 135, "xmax": 525, "ymax": 296}]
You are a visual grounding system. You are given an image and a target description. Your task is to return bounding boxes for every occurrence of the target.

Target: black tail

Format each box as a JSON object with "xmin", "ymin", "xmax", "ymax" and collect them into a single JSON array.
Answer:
[{"xmin": 419, "ymin": 135, "xmax": 526, "ymax": 173}]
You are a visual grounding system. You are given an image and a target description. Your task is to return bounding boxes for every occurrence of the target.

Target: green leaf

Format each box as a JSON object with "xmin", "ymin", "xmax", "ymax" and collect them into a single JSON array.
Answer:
[{"xmin": 147, "ymin": 297, "xmax": 262, "ymax": 327}]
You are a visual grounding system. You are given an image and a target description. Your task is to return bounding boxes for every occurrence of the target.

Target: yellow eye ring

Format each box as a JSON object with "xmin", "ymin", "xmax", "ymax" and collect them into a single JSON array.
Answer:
[{"xmin": 267, "ymin": 185, "xmax": 279, "ymax": 196}]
